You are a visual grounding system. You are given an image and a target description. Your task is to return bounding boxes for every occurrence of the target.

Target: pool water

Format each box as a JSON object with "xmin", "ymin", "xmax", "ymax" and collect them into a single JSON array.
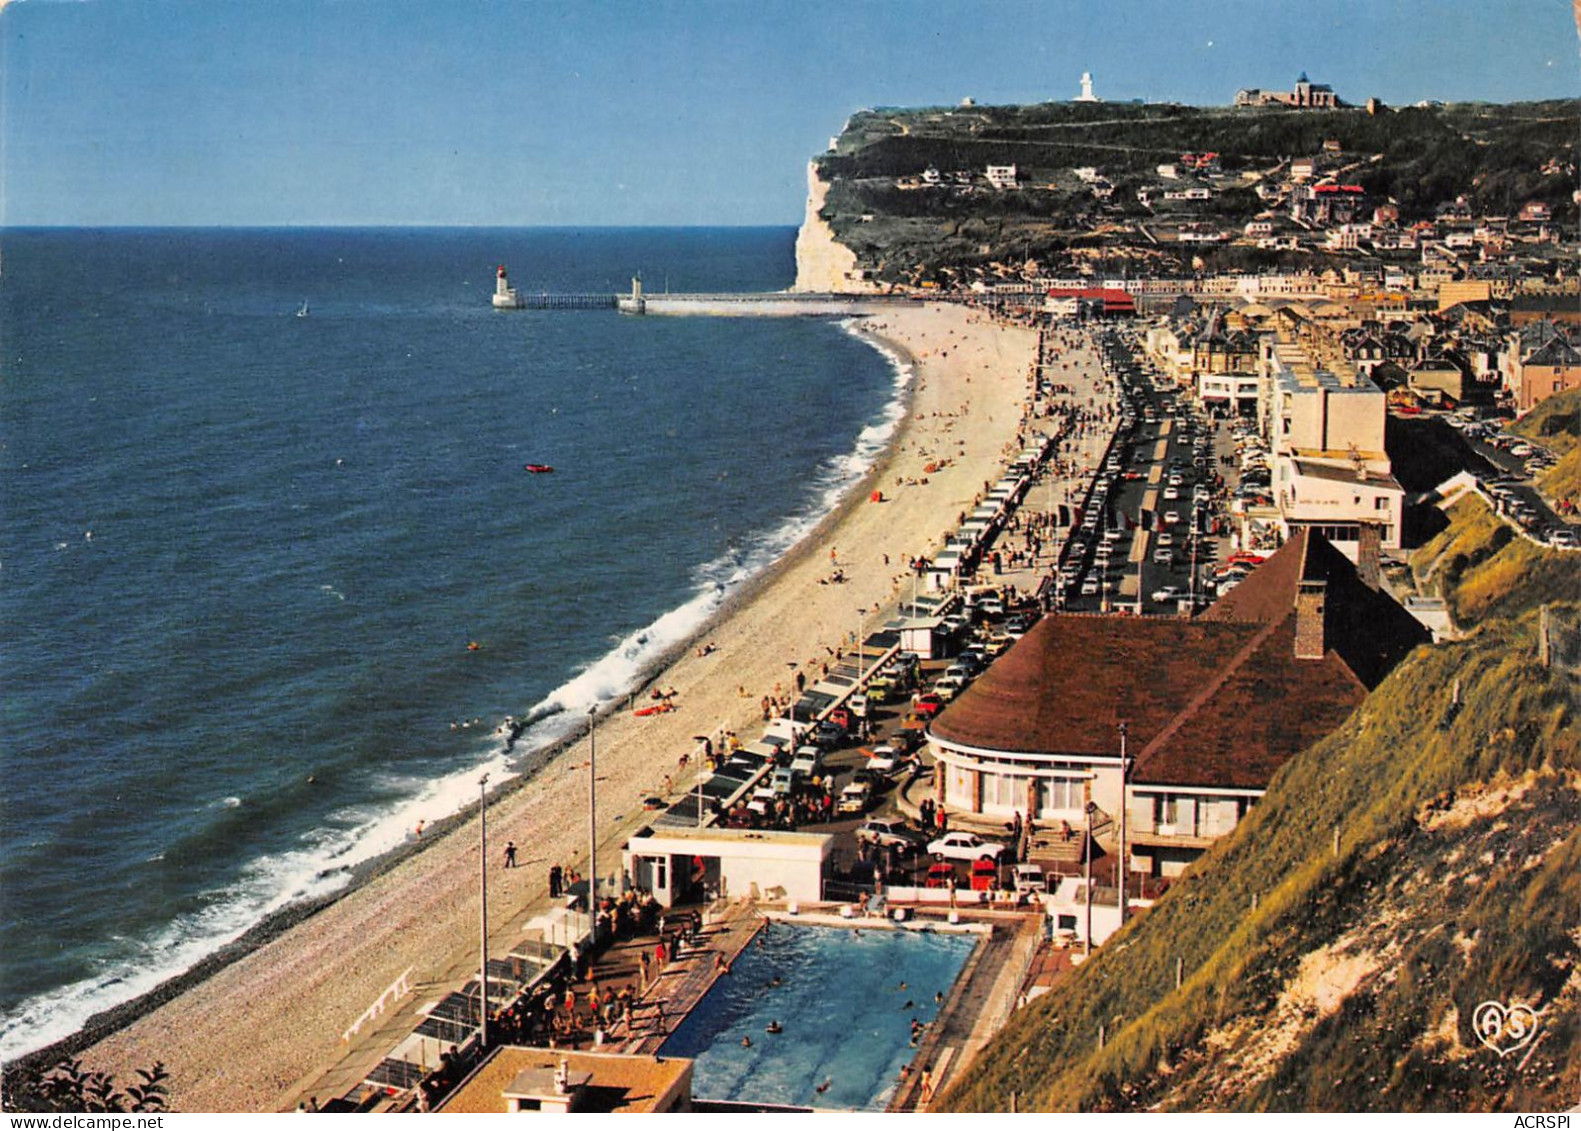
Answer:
[{"xmin": 660, "ymin": 922, "xmax": 980, "ymax": 1110}]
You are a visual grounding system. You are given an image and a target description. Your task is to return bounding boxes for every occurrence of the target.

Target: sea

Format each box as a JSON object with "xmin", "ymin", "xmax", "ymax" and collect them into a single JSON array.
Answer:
[{"xmin": 0, "ymin": 227, "xmax": 907, "ymax": 1060}]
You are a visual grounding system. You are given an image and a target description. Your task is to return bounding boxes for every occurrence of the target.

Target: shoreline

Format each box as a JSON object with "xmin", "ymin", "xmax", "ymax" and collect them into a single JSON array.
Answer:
[{"xmin": 54, "ymin": 301, "xmax": 1040, "ymax": 1110}]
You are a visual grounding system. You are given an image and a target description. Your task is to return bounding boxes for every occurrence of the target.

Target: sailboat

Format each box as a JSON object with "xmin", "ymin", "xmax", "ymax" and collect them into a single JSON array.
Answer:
[{"xmin": 296, "ymin": 300, "xmax": 310, "ymax": 318}]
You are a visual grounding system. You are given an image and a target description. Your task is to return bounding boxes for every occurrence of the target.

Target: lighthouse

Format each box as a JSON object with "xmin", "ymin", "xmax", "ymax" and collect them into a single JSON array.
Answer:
[
  {"xmin": 492, "ymin": 264, "xmax": 524, "ymax": 309},
  {"xmin": 1075, "ymin": 72, "xmax": 1099, "ymax": 103}
]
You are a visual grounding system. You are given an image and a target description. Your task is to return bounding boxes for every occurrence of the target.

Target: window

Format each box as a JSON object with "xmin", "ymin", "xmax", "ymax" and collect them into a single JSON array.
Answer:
[
  {"xmin": 1043, "ymin": 777, "xmax": 1083, "ymax": 811},
  {"xmin": 1374, "ymin": 496, "xmax": 1389, "ymax": 511}
]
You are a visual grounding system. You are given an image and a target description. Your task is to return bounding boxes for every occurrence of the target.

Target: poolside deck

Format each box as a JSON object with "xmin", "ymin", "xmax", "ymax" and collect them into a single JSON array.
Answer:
[
  {"xmin": 887, "ymin": 910, "xmax": 1044, "ymax": 1112},
  {"xmin": 620, "ymin": 903, "xmax": 764, "ymax": 1055}
]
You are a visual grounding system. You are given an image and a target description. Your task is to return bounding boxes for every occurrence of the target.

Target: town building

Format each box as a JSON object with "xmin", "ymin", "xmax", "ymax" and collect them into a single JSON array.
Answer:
[
  {"xmin": 438, "ymin": 1047, "xmax": 695, "ymax": 1113},
  {"xmin": 621, "ymin": 826, "xmax": 834, "ymax": 909},
  {"xmin": 985, "ymin": 164, "xmax": 1018, "ymax": 190},
  {"xmin": 1507, "ymin": 331, "xmax": 1581, "ymax": 412},
  {"xmin": 1257, "ymin": 334, "xmax": 1404, "ymax": 554}
]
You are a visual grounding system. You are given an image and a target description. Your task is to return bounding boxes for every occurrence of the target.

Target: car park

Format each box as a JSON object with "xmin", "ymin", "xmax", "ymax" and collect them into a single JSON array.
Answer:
[{"xmin": 927, "ymin": 831, "xmax": 1007, "ymax": 862}]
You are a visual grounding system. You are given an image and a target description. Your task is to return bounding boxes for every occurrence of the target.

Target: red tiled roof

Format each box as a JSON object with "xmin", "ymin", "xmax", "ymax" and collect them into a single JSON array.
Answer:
[
  {"xmin": 1131, "ymin": 619, "xmax": 1368, "ymax": 789},
  {"xmin": 929, "ymin": 615, "xmax": 1259, "ymax": 758}
]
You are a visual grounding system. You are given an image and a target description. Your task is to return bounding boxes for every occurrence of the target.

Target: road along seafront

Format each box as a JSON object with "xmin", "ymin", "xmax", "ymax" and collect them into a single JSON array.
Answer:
[{"xmin": 71, "ymin": 301, "xmax": 1042, "ymax": 1111}]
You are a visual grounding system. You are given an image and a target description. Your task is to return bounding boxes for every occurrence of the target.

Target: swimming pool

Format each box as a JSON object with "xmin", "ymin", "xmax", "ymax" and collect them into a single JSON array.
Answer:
[{"xmin": 659, "ymin": 921, "xmax": 980, "ymax": 1110}]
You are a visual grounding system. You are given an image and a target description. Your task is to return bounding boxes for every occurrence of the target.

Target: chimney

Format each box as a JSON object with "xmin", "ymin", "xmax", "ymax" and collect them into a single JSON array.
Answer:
[
  {"xmin": 1295, "ymin": 579, "xmax": 1327, "ymax": 660},
  {"xmin": 1356, "ymin": 524, "xmax": 1382, "ymax": 590}
]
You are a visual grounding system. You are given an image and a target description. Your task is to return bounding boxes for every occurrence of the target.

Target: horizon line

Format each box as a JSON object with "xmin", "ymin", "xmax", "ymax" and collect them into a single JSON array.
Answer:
[{"xmin": 0, "ymin": 222, "xmax": 804, "ymax": 233}]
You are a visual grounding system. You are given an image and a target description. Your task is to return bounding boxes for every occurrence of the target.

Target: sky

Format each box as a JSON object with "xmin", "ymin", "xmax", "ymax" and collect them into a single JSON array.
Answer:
[{"xmin": 1, "ymin": 0, "xmax": 1576, "ymax": 227}]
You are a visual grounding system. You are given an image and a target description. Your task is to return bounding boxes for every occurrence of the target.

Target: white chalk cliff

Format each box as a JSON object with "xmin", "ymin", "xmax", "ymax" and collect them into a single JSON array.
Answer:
[{"xmin": 792, "ymin": 161, "xmax": 874, "ymax": 293}]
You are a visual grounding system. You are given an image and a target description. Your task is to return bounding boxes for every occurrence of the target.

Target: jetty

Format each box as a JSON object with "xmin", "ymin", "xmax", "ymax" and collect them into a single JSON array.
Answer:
[{"xmin": 491, "ymin": 266, "xmax": 910, "ymax": 317}]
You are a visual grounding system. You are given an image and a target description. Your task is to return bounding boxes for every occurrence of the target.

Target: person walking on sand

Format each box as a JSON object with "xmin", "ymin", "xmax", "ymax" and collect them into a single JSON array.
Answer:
[{"xmin": 504, "ymin": 841, "xmax": 517, "ymax": 868}]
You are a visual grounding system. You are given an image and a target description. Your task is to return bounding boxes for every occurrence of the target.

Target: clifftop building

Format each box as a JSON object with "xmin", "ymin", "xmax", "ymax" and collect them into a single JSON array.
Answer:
[{"xmin": 1236, "ymin": 72, "xmax": 1338, "ymax": 109}]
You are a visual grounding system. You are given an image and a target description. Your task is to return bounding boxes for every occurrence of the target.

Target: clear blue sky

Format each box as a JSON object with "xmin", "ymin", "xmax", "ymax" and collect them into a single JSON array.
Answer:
[{"xmin": 2, "ymin": 0, "xmax": 1575, "ymax": 226}]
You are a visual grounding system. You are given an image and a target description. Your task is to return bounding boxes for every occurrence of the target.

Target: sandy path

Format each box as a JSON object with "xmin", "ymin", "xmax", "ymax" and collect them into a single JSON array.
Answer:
[{"xmin": 77, "ymin": 302, "xmax": 1037, "ymax": 1112}]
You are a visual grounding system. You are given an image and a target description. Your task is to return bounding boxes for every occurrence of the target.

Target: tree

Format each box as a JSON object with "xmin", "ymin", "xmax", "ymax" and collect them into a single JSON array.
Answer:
[{"xmin": 3, "ymin": 1058, "xmax": 170, "ymax": 1113}]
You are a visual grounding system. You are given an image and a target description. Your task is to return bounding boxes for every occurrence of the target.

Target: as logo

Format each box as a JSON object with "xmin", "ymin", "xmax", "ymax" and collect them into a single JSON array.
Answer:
[{"xmin": 1471, "ymin": 999, "xmax": 1540, "ymax": 1058}]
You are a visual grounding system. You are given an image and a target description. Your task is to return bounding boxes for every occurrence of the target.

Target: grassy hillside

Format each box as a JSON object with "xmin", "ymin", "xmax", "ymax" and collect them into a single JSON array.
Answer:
[
  {"xmin": 940, "ymin": 606, "xmax": 1579, "ymax": 1112},
  {"xmin": 1412, "ymin": 495, "xmax": 1578, "ymax": 626},
  {"xmin": 941, "ymin": 499, "xmax": 1580, "ymax": 1111}
]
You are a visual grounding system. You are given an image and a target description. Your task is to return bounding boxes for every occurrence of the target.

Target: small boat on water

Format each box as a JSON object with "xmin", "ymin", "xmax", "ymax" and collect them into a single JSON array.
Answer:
[
  {"xmin": 524, "ymin": 463, "xmax": 555, "ymax": 474},
  {"xmin": 296, "ymin": 300, "xmax": 310, "ymax": 318}
]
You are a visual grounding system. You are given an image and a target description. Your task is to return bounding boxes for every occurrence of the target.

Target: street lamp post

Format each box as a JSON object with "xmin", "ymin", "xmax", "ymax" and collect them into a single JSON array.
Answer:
[
  {"xmin": 1084, "ymin": 800, "xmax": 1096, "ymax": 956},
  {"xmin": 588, "ymin": 706, "xmax": 598, "ymax": 941},
  {"xmin": 1118, "ymin": 722, "xmax": 1129, "ymax": 927},
  {"xmin": 478, "ymin": 772, "xmax": 489, "ymax": 1049}
]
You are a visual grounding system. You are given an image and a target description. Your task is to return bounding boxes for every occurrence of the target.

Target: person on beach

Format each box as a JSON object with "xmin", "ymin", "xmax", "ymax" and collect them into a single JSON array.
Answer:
[{"xmin": 504, "ymin": 841, "xmax": 517, "ymax": 868}]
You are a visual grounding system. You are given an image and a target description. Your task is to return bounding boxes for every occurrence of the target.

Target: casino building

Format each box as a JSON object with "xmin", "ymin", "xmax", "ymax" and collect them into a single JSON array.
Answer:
[{"xmin": 925, "ymin": 530, "xmax": 1425, "ymax": 875}]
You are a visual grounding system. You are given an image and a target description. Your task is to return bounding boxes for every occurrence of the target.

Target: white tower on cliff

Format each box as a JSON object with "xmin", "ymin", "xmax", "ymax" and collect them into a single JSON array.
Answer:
[{"xmin": 1075, "ymin": 72, "xmax": 1099, "ymax": 103}]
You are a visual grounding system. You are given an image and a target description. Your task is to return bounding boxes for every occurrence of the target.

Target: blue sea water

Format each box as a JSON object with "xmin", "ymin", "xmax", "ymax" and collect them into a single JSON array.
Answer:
[
  {"xmin": 661, "ymin": 924, "xmax": 979, "ymax": 1110},
  {"xmin": 0, "ymin": 228, "xmax": 907, "ymax": 1058}
]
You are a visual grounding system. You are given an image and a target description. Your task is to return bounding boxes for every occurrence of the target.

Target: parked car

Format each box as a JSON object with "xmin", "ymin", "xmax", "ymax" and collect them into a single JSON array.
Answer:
[
  {"xmin": 914, "ymin": 693, "xmax": 946, "ymax": 719},
  {"xmin": 927, "ymin": 831, "xmax": 1008, "ymax": 862},
  {"xmin": 923, "ymin": 860, "xmax": 958, "ymax": 888},
  {"xmin": 857, "ymin": 817, "xmax": 924, "ymax": 852},
  {"xmin": 789, "ymin": 746, "xmax": 822, "ymax": 778},
  {"xmin": 1013, "ymin": 863, "xmax": 1048, "ymax": 894},
  {"xmin": 864, "ymin": 745, "xmax": 901, "ymax": 776},
  {"xmin": 836, "ymin": 781, "xmax": 873, "ymax": 815},
  {"xmin": 1151, "ymin": 585, "xmax": 1187, "ymax": 603},
  {"xmin": 811, "ymin": 719, "xmax": 848, "ymax": 749},
  {"xmin": 932, "ymin": 675, "xmax": 966, "ymax": 701},
  {"xmin": 769, "ymin": 767, "xmax": 799, "ymax": 796},
  {"xmin": 1550, "ymin": 528, "xmax": 1579, "ymax": 549},
  {"xmin": 970, "ymin": 856, "xmax": 1001, "ymax": 892}
]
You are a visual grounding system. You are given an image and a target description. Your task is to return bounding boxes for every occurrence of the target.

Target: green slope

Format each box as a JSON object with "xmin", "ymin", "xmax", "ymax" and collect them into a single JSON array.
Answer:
[{"xmin": 940, "ymin": 508, "xmax": 1579, "ymax": 1111}]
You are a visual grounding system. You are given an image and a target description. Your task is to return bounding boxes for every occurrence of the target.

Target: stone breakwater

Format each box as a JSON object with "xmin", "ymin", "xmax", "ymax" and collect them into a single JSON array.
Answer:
[{"xmin": 793, "ymin": 161, "xmax": 874, "ymax": 294}]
